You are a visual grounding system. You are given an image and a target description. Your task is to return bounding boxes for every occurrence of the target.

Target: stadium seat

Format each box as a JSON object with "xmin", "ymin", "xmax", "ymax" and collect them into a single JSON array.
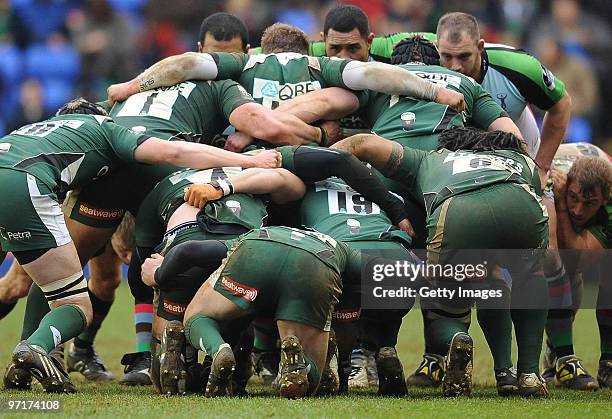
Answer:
[{"xmin": 0, "ymin": 43, "xmax": 23, "ymax": 121}]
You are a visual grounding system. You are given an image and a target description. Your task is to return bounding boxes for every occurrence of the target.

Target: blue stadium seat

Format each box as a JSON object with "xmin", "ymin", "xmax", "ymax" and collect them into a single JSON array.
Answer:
[
  {"xmin": 24, "ymin": 42, "xmax": 80, "ymax": 81},
  {"xmin": 0, "ymin": 43, "xmax": 23, "ymax": 121},
  {"xmin": 12, "ymin": 0, "xmax": 75, "ymax": 43},
  {"xmin": 107, "ymin": 0, "xmax": 146, "ymax": 14}
]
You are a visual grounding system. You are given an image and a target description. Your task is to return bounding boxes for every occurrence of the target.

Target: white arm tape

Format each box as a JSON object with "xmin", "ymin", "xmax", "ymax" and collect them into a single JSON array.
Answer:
[
  {"xmin": 139, "ymin": 52, "xmax": 219, "ymax": 90},
  {"xmin": 341, "ymin": 61, "xmax": 438, "ymax": 100}
]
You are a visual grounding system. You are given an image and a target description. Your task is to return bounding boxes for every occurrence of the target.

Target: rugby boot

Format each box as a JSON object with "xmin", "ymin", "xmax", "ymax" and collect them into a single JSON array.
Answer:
[
  {"xmin": 553, "ymin": 355, "xmax": 598, "ymax": 391},
  {"xmin": 317, "ymin": 330, "xmax": 339, "ymax": 395},
  {"xmin": 120, "ymin": 351, "xmax": 152, "ymax": 385},
  {"xmin": 541, "ymin": 344, "xmax": 556, "ymax": 385},
  {"xmin": 597, "ymin": 360, "xmax": 612, "ymax": 388},
  {"xmin": 376, "ymin": 347, "xmax": 407, "ymax": 396},
  {"xmin": 184, "ymin": 344, "xmax": 205, "ymax": 393},
  {"xmin": 205, "ymin": 343, "xmax": 235, "ymax": 397},
  {"xmin": 150, "ymin": 339, "xmax": 161, "ymax": 394},
  {"xmin": 441, "ymin": 333, "xmax": 473, "ymax": 397},
  {"xmin": 406, "ymin": 353, "xmax": 444, "ymax": 387},
  {"xmin": 348, "ymin": 349, "xmax": 369, "ymax": 389},
  {"xmin": 3, "ymin": 362, "xmax": 32, "ymax": 390},
  {"xmin": 12, "ymin": 341, "xmax": 76, "ymax": 393},
  {"xmin": 159, "ymin": 321, "xmax": 187, "ymax": 395},
  {"xmin": 279, "ymin": 335, "xmax": 309, "ymax": 399},
  {"xmin": 252, "ymin": 350, "xmax": 280, "ymax": 387},
  {"xmin": 67, "ymin": 342, "xmax": 114, "ymax": 382},
  {"xmin": 495, "ymin": 367, "xmax": 519, "ymax": 396},
  {"xmin": 518, "ymin": 372, "xmax": 549, "ymax": 398}
]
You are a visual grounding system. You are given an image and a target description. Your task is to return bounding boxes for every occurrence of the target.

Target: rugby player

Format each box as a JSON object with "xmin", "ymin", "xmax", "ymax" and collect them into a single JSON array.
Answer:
[
  {"xmin": 106, "ymin": 25, "xmax": 466, "ymax": 117},
  {"xmin": 143, "ymin": 226, "xmax": 363, "ymax": 399},
  {"xmin": 0, "ymin": 98, "xmax": 279, "ymax": 393},
  {"xmin": 545, "ymin": 144, "xmax": 612, "ymax": 389},
  {"xmin": 268, "ymin": 35, "xmax": 522, "ymax": 392},
  {"xmin": 332, "ymin": 128, "xmax": 550, "ymax": 398}
]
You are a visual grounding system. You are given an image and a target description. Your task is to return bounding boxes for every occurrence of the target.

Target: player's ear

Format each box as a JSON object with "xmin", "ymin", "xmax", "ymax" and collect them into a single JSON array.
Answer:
[
  {"xmin": 244, "ymin": 43, "xmax": 251, "ymax": 53},
  {"xmin": 367, "ymin": 32, "xmax": 374, "ymax": 48},
  {"xmin": 197, "ymin": 41, "xmax": 203, "ymax": 53},
  {"xmin": 477, "ymin": 38, "xmax": 485, "ymax": 53},
  {"xmin": 320, "ymin": 31, "xmax": 325, "ymax": 41}
]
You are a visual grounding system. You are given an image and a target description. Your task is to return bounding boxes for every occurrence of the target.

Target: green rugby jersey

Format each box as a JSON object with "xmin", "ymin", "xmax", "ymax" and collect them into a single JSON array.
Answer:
[
  {"xmin": 393, "ymin": 147, "xmax": 540, "ymax": 214},
  {"xmin": 136, "ymin": 167, "xmax": 268, "ymax": 248},
  {"xmin": 307, "ymin": 31, "xmax": 437, "ymax": 62},
  {"xmin": 0, "ymin": 114, "xmax": 147, "ymax": 195},
  {"xmin": 110, "ymin": 79, "xmax": 253, "ymax": 142},
  {"xmin": 210, "ymin": 52, "xmax": 356, "ymax": 109},
  {"xmin": 300, "ymin": 178, "xmax": 412, "ymax": 246},
  {"xmin": 228, "ymin": 226, "xmax": 355, "ymax": 276},
  {"xmin": 364, "ymin": 64, "xmax": 505, "ymax": 149},
  {"xmin": 586, "ymin": 200, "xmax": 612, "ymax": 249},
  {"xmin": 332, "ymin": 31, "xmax": 566, "ymax": 120}
]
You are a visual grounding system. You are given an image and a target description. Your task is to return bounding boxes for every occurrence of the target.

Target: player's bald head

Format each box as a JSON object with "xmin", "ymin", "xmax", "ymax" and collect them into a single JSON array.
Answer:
[{"xmin": 436, "ymin": 12, "xmax": 480, "ymax": 44}]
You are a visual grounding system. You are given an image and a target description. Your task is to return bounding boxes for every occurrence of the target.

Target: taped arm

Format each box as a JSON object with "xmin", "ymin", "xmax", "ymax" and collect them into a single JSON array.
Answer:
[
  {"xmin": 107, "ymin": 52, "xmax": 219, "ymax": 104},
  {"xmin": 153, "ymin": 240, "xmax": 228, "ymax": 287}
]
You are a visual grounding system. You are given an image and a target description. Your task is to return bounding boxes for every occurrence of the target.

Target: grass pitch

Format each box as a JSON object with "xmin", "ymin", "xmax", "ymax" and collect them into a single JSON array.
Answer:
[{"xmin": 0, "ymin": 282, "xmax": 610, "ymax": 418}]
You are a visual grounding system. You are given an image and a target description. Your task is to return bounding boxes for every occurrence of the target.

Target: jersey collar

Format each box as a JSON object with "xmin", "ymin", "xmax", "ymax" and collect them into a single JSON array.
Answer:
[{"xmin": 477, "ymin": 49, "xmax": 489, "ymax": 84}]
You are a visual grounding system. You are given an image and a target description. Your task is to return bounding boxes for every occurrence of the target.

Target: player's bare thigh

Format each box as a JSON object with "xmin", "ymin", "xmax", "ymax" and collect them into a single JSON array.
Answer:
[{"xmin": 0, "ymin": 259, "xmax": 33, "ymax": 302}]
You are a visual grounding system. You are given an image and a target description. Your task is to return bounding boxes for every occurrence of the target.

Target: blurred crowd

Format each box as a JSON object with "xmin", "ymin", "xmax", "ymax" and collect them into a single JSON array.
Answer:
[{"xmin": 0, "ymin": 0, "xmax": 610, "ymax": 151}]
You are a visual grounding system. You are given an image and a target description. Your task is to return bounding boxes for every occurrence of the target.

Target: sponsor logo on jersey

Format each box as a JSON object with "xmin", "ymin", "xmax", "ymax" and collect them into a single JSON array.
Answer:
[
  {"xmin": 220, "ymin": 275, "xmax": 258, "ymax": 302},
  {"xmin": 0, "ymin": 143, "xmax": 11, "ymax": 153},
  {"xmin": 162, "ymin": 300, "xmax": 187, "ymax": 315},
  {"xmin": 253, "ymin": 78, "xmax": 322, "ymax": 102},
  {"xmin": 541, "ymin": 65, "xmax": 556, "ymax": 91},
  {"xmin": 496, "ymin": 93, "xmax": 508, "ymax": 110},
  {"xmin": 78, "ymin": 204, "xmax": 124, "ymax": 221},
  {"xmin": 410, "ymin": 71, "xmax": 463, "ymax": 89},
  {"xmin": 0, "ymin": 227, "xmax": 32, "ymax": 241},
  {"xmin": 332, "ymin": 308, "xmax": 361, "ymax": 322}
]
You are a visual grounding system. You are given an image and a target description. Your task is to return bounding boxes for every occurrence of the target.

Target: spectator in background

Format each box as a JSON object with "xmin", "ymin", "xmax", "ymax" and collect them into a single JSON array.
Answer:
[
  {"xmin": 536, "ymin": 35, "xmax": 598, "ymax": 142},
  {"xmin": 0, "ymin": 0, "xmax": 30, "ymax": 47},
  {"xmin": 377, "ymin": 0, "xmax": 437, "ymax": 35},
  {"xmin": 8, "ymin": 78, "xmax": 47, "ymax": 132},
  {"xmin": 66, "ymin": 0, "xmax": 138, "ymax": 99}
]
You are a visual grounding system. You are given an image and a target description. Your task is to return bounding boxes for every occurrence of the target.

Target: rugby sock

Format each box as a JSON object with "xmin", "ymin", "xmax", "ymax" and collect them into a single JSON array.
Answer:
[
  {"xmin": 184, "ymin": 314, "xmax": 225, "ymax": 357},
  {"xmin": 27, "ymin": 305, "xmax": 87, "ymax": 353},
  {"xmin": 135, "ymin": 302, "xmax": 153, "ymax": 353},
  {"xmin": 512, "ymin": 309, "xmax": 547, "ymax": 374},
  {"xmin": 545, "ymin": 266, "xmax": 574, "ymax": 358},
  {"xmin": 74, "ymin": 290, "xmax": 113, "ymax": 349},
  {"xmin": 476, "ymin": 309, "xmax": 513, "ymax": 369},
  {"xmin": 21, "ymin": 284, "xmax": 50, "ymax": 340},
  {"xmin": 597, "ymin": 309, "xmax": 612, "ymax": 362},
  {"xmin": 426, "ymin": 316, "xmax": 469, "ymax": 356},
  {"xmin": 303, "ymin": 353, "xmax": 321, "ymax": 395},
  {"xmin": 421, "ymin": 309, "xmax": 435, "ymax": 354},
  {"xmin": 252, "ymin": 317, "xmax": 278, "ymax": 352},
  {"xmin": 0, "ymin": 299, "xmax": 17, "ymax": 320}
]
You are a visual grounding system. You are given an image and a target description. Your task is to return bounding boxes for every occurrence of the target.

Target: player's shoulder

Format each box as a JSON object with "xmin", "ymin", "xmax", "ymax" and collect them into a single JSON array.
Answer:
[
  {"xmin": 243, "ymin": 52, "xmax": 309, "ymax": 70},
  {"xmin": 484, "ymin": 43, "xmax": 546, "ymax": 74},
  {"xmin": 403, "ymin": 64, "xmax": 478, "ymax": 90}
]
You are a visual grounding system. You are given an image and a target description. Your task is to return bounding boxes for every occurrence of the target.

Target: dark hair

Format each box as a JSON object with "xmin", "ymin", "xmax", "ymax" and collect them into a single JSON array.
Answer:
[
  {"xmin": 56, "ymin": 98, "xmax": 108, "ymax": 116},
  {"xmin": 323, "ymin": 4, "xmax": 369, "ymax": 39},
  {"xmin": 391, "ymin": 36, "xmax": 440, "ymax": 65},
  {"xmin": 261, "ymin": 23, "xmax": 309, "ymax": 54},
  {"xmin": 198, "ymin": 12, "xmax": 249, "ymax": 49},
  {"xmin": 436, "ymin": 12, "xmax": 480, "ymax": 43},
  {"xmin": 438, "ymin": 127, "xmax": 528, "ymax": 155},
  {"xmin": 568, "ymin": 156, "xmax": 612, "ymax": 198}
]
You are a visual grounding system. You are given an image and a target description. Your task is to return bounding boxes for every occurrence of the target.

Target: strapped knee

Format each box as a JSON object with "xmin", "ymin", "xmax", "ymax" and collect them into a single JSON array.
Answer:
[{"xmin": 39, "ymin": 271, "xmax": 88, "ymax": 303}]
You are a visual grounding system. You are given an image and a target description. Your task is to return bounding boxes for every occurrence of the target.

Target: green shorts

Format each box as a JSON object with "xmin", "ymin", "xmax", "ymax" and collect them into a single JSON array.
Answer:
[
  {"xmin": 0, "ymin": 169, "xmax": 71, "ymax": 252},
  {"xmin": 64, "ymin": 163, "xmax": 177, "ymax": 228},
  {"xmin": 157, "ymin": 223, "xmax": 240, "ymax": 321},
  {"xmin": 426, "ymin": 182, "xmax": 549, "ymax": 268},
  {"xmin": 211, "ymin": 240, "xmax": 342, "ymax": 331}
]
